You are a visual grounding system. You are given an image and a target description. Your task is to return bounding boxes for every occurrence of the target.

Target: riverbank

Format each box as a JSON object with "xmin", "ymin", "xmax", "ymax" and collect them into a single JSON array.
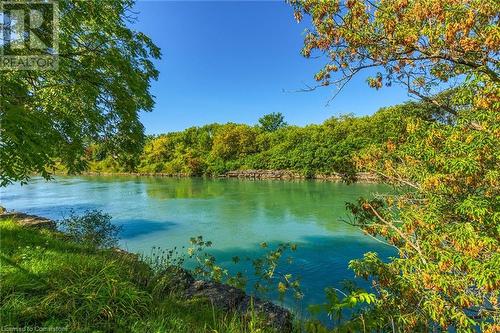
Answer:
[
  {"xmin": 225, "ymin": 170, "xmax": 378, "ymax": 182},
  {"xmin": 0, "ymin": 212, "xmax": 294, "ymax": 332},
  {"xmin": 79, "ymin": 169, "xmax": 379, "ymax": 182}
]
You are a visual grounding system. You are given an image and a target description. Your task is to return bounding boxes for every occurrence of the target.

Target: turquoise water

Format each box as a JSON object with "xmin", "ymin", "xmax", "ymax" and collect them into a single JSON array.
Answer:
[{"xmin": 1, "ymin": 176, "xmax": 394, "ymax": 316}]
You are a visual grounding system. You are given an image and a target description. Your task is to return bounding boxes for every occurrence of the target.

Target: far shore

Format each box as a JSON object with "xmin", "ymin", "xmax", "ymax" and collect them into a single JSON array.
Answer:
[{"xmin": 70, "ymin": 169, "xmax": 380, "ymax": 183}]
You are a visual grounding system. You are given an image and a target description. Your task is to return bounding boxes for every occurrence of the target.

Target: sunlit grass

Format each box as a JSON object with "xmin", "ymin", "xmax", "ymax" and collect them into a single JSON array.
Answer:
[{"xmin": 0, "ymin": 219, "xmax": 281, "ymax": 332}]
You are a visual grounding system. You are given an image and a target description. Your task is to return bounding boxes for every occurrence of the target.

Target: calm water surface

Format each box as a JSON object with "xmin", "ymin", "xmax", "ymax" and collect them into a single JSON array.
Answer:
[{"xmin": 1, "ymin": 176, "xmax": 394, "ymax": 315}]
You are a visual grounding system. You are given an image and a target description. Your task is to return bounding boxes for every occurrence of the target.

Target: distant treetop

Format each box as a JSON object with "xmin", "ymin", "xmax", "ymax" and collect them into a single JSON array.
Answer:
[{"xmin": 258, "ymin": 112, "xmax": 288, "ymax": 132}]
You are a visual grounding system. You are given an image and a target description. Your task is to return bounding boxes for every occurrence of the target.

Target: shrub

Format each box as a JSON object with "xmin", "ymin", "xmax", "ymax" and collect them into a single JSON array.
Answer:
[{"xmin": 59, "ymin": 210, "xmax": 121, "ymax": 248}]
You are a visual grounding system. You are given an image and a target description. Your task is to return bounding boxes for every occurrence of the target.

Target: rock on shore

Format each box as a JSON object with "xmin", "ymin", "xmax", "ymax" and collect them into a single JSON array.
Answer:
[
  {"xmin": 224, "ymin": 169, "xmax": 378, "ymax": 182},
  {"xmin": 81, "ymin": 169, "xmax": 379, "ymax": 183},
  {"xmin": 185, "ymin": 279, "xmax": 292, "ymax": 332},
  {"xmin": 0, "ymin": 212, "xmax": 57, "ymax": 230}
]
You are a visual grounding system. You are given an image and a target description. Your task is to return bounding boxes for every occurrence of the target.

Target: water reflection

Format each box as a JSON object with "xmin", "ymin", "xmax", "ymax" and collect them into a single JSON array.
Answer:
[{"xmin": 0, "ymin": 175, "xmax": 394, "ymax": 314}]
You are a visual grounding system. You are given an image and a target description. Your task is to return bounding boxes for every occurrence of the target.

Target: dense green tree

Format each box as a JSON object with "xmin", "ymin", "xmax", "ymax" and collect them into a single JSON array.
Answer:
[
  {"xmin": 290, "ymin": 0, "xmax": 499, "ymax": 331},
  {"xmin": 258, "ymin": 112, "xmax": 288, "ymax": 132},
  {"xmin": 88, "ymin": 107, "xmax": 416, "ymax": 177},
  {"xmin": 0, "ymin": 0, "xmax": 160, "ymax": 185},
  {"xmin": 211, "ymin": 124, "xmax": 259, "ymax": 161}
]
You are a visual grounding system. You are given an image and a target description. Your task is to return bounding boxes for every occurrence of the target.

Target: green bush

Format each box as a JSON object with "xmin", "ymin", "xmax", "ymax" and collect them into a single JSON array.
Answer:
[{"xmin": 58, "ymin": 210, "xmax": 121, "ymax": 248}]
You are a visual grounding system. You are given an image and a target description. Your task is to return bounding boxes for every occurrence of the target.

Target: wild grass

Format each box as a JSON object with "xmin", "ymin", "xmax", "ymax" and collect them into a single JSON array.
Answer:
[{"xmin": 0, "ymin": 219, "xmax": 282, "ymax": 332}]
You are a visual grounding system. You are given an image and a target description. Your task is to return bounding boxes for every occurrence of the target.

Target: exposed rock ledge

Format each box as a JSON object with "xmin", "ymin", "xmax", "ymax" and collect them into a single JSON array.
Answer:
[
  {"xmin": 182, "ymin": 273, "xmax": 292, "ymax": 332},
  {"xmin": 81, "ymin": 170, "xmax": 379, "ymax": 183},
  {"xmin": 225, "ymin": 169, "xmax": 379, "ymax": 182},
  {"xmin": 0, "ymin": 212, "xmax": 57, "ymax": 230},
  {"xmin": 0, "ymin": 211, "xmax": 293, "ymax": 332}
]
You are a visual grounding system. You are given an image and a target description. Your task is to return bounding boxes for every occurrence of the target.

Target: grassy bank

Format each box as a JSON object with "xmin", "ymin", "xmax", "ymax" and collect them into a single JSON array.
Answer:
[{"xmin": 0, "ymin": 218, "xmax": 283, "ymax": 332}]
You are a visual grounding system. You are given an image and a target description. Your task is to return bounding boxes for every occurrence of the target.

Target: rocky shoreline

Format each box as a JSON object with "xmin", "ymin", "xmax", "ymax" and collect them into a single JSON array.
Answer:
[
  {"xmin": 80, "ymin": 169, "xmax": 379, "ymax": 183},
  {"xmin": 225, "ymin": 170, "xmax": 379, "ymax": 182},
  {"xmin": 0, "ymin": 212, "xmax": 58, "ymax": 230},
  {"xmin": 0, "ymin": 211, "xmax": 293, "ymax": 332}
]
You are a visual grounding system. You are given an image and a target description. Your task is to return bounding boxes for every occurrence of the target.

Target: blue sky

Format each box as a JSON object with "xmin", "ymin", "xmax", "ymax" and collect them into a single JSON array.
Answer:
[{"xmin": 132, "ymin": 1, "xmax": 410, "ymax": 134}]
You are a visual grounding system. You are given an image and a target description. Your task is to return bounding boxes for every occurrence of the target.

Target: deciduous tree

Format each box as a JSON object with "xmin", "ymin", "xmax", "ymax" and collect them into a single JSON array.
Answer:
[
  {"xmin": 289, "ymin": 0, "xmax": 499, "ymax": 331},
  {"xmin": 258, "ymin": 112, "xmax": 288, "ymax": 132},
  {"xmin": 0, "ymin": 0, "xmax": 160, "ymax": 185}
]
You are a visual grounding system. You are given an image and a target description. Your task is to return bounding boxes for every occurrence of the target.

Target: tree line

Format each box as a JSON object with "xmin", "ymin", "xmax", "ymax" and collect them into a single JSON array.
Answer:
[{"xmin": 86, "ymin": 104, "xmax": 439, "ymax": 178}]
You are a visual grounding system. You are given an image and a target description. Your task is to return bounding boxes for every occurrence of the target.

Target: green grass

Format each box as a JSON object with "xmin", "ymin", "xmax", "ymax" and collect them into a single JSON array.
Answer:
[{"xmin": 0, "ymin": 219, "xmax": 281, "ymax": 332}]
